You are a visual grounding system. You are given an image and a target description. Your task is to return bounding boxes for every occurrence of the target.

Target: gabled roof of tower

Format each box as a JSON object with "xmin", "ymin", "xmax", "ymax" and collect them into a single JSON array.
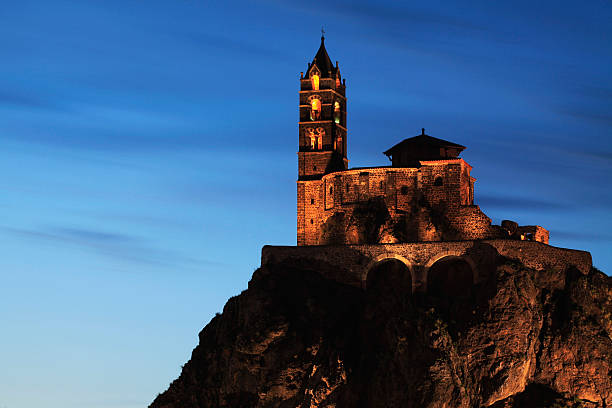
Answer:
[
  {"xmin": 383, "ymin": 129, "xmax": 465, "ymax": 160},
  {"xmin": 306, "ymin": 36, "xmax": 337, "ymax": 78}
]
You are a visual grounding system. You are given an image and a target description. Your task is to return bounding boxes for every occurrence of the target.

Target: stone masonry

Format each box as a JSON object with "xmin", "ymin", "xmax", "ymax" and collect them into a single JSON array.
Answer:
[
  {"xmin": 297, "ymin": 36, "xmax": 548, "ymax": 248},
  {"xmin": 262, "ymin": 240, "xmax": 592, "ymax": 292}
]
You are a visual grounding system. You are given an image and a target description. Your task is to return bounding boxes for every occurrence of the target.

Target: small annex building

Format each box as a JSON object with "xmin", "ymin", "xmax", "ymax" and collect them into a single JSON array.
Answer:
[{"xmin": 296, "ymin": 36, "xmax": 548, "ymax": 247}]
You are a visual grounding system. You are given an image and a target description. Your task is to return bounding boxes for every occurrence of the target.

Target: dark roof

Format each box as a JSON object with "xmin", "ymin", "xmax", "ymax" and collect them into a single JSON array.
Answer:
[
  {"xmin": 306, "ymin": 36, "xmax": 337, "ymax": 78},
  {"xmin": 383, "ymin": 131, "xmax": 465, "ymax": 157}
]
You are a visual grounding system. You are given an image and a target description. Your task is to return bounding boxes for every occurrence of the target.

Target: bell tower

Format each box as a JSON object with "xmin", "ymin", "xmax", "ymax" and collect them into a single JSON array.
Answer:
[
  {"xmin": 297, "ymin": 35, "xmax": 348, "ymax": 180},
  {"xmin": 297, "ymin": 35, "xmax": 347, "ymax": 246}
]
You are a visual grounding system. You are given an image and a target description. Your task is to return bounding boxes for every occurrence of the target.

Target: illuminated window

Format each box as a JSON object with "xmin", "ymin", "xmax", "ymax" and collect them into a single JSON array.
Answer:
[
  {"xmin": 315, "ymin": 127, "xmax": 325, "ymax": 150},
  {"xmin": 310, "ymin": 98, "xmax": 321, "ymax": 121},
  {"xmin": 311, "ymin": 74, "xmax": 319, "ymax": 91},
  {"xmin": 336, "ymin": 77, "xmax": 341, "ymax": 87},
  {"xmin": 334, "ymin": 101, "xmax": 341, "ymax": 124},
  {"xmin": 336, "ymin": 137, "xmax": 342, "ymax": 154},
  {"xmin": 307, "ymin": 128, "xmax": 316, "ymax": 150}
]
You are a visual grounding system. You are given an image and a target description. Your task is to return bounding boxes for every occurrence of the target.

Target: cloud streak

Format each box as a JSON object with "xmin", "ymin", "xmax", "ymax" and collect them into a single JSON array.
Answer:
[
  {"xmin": 550, "ymin": 230, "xmax": 612, "ymax": 243},
  {"xmin": 0, "ymin": 225, "xmax": 216, "ymax": 270},
  {"xmin": 270, "ymin": 0, "xmax": 488, "ymax": 32},
  {"xmin": 475, "ymin": 194, "xmax": 572, "ymax": 212},
  {"xmin": 183, "ymin": 31, "xmax": 291, "ymax": 60},
  {"xmin": 0, "ymin": 89, "xmax": 61, "ymax": 111}
]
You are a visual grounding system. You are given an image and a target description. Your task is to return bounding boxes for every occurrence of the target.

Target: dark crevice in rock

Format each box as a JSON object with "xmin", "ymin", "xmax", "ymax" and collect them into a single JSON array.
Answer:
[{"xmin": 150, "ymin": 258, "xmax": 611, "ymax": 408}]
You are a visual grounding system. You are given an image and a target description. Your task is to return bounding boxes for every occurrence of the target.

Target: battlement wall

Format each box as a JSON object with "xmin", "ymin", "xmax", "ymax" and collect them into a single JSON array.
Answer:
[{"xmin": 262, "ymin": 240, "xmax": 591, "ymax": 292}]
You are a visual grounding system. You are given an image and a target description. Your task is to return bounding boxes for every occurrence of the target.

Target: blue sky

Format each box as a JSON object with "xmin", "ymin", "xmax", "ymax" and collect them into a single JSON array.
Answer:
[{"xmin": 1, "ymin": 1, "xmax": 610, "ymax": 407}]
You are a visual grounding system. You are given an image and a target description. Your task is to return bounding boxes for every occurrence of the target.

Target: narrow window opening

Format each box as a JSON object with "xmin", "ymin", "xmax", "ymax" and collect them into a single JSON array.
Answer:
[
  {"xmin": 329, "ymin": 186, "xmax": 333, "ymax": 194},
  {"xmin": 400, "ymin": 186, "xmax": 409, "ymax": 195},
  {"xmin": 310, "ymin": 98, "xmax": 321, "ymax": 121},
  {"xmin": 313, "ymin": 165, "xmax": 317, "ymax": 171},
  {"xmin": 434, "ymin": 177, "xmax": 443, "ymax": 186},
  {"xmin": 310, "ymin": 219, "xmax": 314, "ymax": 224},
  {"xmin": 334, "ymin": 101, "xmax": 341, "ymax": 124},
  {"xmin": 310, "ymin": 198, "xmax": 314, "ymax": 205},
  {"xmin": 311, "ymin": 74, "xmax": 319, "ymax": 91},
  {"xmin": 315, "ymin": 128, "xmax": 324, "ymax": 150},
  {"xmin": 307, "ymin": 128, "xmax": 316, "ymax": 150}
]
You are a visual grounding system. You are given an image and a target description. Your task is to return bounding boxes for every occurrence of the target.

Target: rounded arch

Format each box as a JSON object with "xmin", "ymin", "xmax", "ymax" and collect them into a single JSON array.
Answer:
[
  {"xmin": 362, "ymin": 254, "xmax": 414, "ymax": 292},
  {"xmin": 425, "ymin": 253, "xmax": 476, "ymax": 297},
  {"xmin": 424, "ymin": 251, "xmax": 476, "ymax": 273},
  {"xmin": 310, "ymin": 98, "xmax": 321, "ymax": 121}
]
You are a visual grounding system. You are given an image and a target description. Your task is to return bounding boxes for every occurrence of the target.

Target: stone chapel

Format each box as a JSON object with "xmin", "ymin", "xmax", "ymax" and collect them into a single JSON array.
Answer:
[{"xmin": 296, "ymin": 35, "xmax": 548, "ymax": 247}]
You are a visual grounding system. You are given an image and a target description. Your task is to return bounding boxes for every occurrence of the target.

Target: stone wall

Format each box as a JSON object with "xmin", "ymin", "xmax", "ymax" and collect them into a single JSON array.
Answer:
[
  {"xmin": 296, "ymin": 159, "xmax": 506, "ymax": 245},
  {"xmin": 262, "ymin": 240, "xmax": 592, "ymax": 292},
  {"xmin": 297, "ymin": 158, "xmax": 550, "ymax": 246}
]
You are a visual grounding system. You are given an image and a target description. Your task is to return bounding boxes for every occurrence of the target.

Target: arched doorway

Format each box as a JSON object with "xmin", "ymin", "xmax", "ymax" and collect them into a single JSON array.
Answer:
[
  {"xmin": 364, "ymin": 258, "xmax": 413, "ymax": 323},
  {"xmin": 365, "ymin": 258, "xmax": 412, "ymax": 296},
  {"xmin": 427, "ymin": 256, "xmax": 474, "ymax": 298}
]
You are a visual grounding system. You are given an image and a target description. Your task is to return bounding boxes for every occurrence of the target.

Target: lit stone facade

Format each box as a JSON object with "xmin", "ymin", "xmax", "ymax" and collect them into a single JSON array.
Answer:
[{"xmin": 297, "ymin": 37, "xmax": 548, "ymax": 247}]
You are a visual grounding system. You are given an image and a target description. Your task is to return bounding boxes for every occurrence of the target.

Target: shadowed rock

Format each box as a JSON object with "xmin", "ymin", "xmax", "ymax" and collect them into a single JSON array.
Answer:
[{"xmin": 150, "ymin": 258, "xmax": 611, "ymax": 408}]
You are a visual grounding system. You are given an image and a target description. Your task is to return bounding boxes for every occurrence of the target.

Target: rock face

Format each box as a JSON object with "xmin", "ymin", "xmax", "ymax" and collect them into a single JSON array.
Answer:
[{"xmin": 150, "ymin": 253, "xmax": 612, "ymax": 408}]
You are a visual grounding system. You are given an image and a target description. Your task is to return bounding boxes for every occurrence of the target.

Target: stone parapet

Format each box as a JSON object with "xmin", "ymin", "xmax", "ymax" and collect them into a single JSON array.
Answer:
[{"xmin": 262, "ymin": 240, "xmax": 592, "ymax": 292}]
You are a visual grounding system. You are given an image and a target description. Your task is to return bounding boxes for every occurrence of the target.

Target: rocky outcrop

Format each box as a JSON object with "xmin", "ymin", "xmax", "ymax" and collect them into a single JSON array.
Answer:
[{"xmin": 150, "ymin": 253, "xmax": 611, "ymax": 407}]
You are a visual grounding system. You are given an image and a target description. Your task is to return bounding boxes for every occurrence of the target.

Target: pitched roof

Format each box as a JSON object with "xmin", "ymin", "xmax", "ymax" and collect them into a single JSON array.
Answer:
[
  {"xmin": 306, "ymin": 36, "xmax": 337, "ymax": 78},
  {"xmin": 383, "ymin": 131, "xmax": 465, "ymax": 157}
]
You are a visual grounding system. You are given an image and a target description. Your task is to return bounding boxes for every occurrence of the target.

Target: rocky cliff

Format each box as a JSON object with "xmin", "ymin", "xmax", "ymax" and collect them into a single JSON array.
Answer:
[{"xmin": 150, "ymin": 252, "xmax": 611, "ymax": 407}]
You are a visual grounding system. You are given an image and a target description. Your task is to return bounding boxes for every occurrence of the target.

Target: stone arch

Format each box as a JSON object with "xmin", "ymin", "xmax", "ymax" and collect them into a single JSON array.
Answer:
[
  {"xmin": 424, "ymin": 252, "xmax": 476, "ymax": 297},
  {"xmin": 362, "ymin": 254, "xmax": 414, "ymax": 293}
]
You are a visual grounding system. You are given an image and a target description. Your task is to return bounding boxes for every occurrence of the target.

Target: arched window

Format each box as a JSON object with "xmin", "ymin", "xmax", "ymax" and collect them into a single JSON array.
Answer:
[
  {"xmin": 334, "ymin": 101, "xmax": 341, "ymax": 124},
  {"xmin": 434, "ymin": 176, "xmax": 443, "ymax": 186},
  {"xmin": 310, "ymin": 98, "xmax": 321, "ymax": 121},
  {"xmin": 307, "ymin": 128, "xmax": 316, "ymax": 150},
  {"xmin": 315, "ymin": 127, "xmax": 325, "ymax": 150},
  {"xmin": 311, "ymin": 74, "xmax": 319, "ymax": 91}
]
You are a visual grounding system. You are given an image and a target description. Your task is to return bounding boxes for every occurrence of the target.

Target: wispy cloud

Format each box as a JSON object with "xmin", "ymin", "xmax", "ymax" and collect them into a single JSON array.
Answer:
[
  {"xmin": 269, "ymin": 0, "xmax": 488, "ymax": 32},
  {"xmin": 558, "ymin": 107, "xmax": 612, "ymax": 126},
  {"xmin": 476, "ymin": 194, "xmax": 571, "ymax": 212},
  {"xmin": 550, "ymin": 230, "xmax": 612, "ymax": 243},
  {"xmin": 0, "ymin": 225, "xmax": 217, "ymax": 269},
  {"xmin": 183, "ymin": 31, "xmax": 291, "ymax": 60},
  {"xmin": 0, "ymin": 89, "xmax": 61, "ymax": 111}
]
